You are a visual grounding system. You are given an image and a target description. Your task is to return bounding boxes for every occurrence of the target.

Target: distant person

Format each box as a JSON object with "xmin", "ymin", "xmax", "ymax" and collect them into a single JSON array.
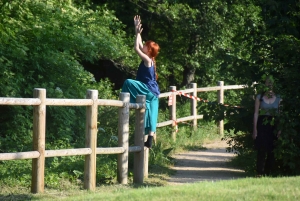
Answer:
[
  {"xmin": 252, "ymin": 75, "xmax": 282, "ymax": 177},
  {"xmin": 121, "ymin": 15, "xmax": 160, "ymax": 148}
]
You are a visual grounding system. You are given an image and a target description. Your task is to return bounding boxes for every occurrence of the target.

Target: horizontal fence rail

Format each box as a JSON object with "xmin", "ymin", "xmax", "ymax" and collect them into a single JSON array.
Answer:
[
  {"xmin": 157, "ymin": 82, "xmax": 247, "ymax": 139},
  {"xmin": 0, "ymin": 98, "xmax": 145, "ymax": 108},
  {"xmin": 0, "ymin": 89, "xmax": 147, "ymax": 193},
  {"xmin": 0, "ymin": 98, "xmax": 41, "ymax": 105},
  {"xmin": 0, "ymin": 81, "xmax": 246, "ymax": 193},
  {"xmin": 0, "ymin": 151, "xmax": 40, "ymax": 160}
]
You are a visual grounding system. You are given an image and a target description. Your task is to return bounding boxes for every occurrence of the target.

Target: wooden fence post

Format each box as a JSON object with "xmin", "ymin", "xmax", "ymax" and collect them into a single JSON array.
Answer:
[
  {"xmin": 190, "ymin": 83, "xmax": 197, "ymax": 129},
  {"xmin": 169, "ymin": 86, "xmax": 177, "ymax": 141},
  {"xmin": 84, "ymin": 90, "xmax": 98, "ymax": 191},
  {"xmin": 31, "ymin": 88, "xmax": 46, "ymax": 193},
  {"xmin": 133, "ymin": 95, "xmax": 146, "ymax": 184},
  {"xmin": 117, "ymin": 92, "xmax": 130, "ymax": 184},
  {"xmin": 217, "ymin": 81, "xmax": 224, "ymax": 135},
  {"xmin": 144, "ymin": 146, "xmax": 149, "ymax": 179}
]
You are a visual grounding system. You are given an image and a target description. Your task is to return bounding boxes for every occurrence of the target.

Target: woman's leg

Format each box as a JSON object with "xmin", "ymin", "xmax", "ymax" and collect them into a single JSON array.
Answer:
[
  {"xmin": 144, "ymin": 97, "xmax": 159, "ymax": 148},
  {"xmin": 122, "ymin": 79, "xmax": 159, "ymax": 148},
  {"xmin": 121, "ymin": 79, "xmax": 150, "ymax": 103},
  {"xmin": 256, "ymin": 148, "xmax": 266, "ymax": 175},
  {"xmin": 144, "ymin": 132, "xmax": 155, "ymax": 148},
  {"xmin": 264, "ymin": 150, "xmax": 275, "ymax": 176}
]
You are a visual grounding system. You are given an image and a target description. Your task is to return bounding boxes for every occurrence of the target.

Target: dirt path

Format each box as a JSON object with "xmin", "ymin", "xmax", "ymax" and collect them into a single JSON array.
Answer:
[{"xmin": 168, "ymin": 140, "xmax": 246, "ymax": 185}]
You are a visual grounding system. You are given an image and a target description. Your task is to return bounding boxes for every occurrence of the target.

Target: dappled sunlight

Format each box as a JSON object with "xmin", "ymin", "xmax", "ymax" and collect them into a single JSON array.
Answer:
[{"xmin": 168, "ymin": 141, "xmax": 246, "ymax": 185}]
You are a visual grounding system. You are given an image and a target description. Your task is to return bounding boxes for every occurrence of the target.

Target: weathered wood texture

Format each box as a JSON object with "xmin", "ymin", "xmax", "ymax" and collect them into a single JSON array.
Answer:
[
  {"xmin": 0, "ymin": 151, "xmax": 40, "ymax": 160},
  {"xmin": 217, "ymin": 81, "xmax": 224, "ymax": 135},
  {"xmin": 117, "ymin": 92, "xmax": 130, "ymax": 184},
  {"xmin": 0, "ymin": 82, "xmax": 246, "ymax": 193},
  {"xmin": 84, "ymin": 90, "xmax": 98, "ymax": 191},
  {"xmin": 169, "ymin": 86, "xmax": 177, "ymax": 141},
  {"xmin": 190, "ymin": 83, "xmax": 197, "ymax": 129},
  {"xmin": 31, "ymin": 88, "xmax": 46, "ymax": 194},
  {"xmin": 133, "ymin": 95, "xmax": 146, "ymax": 183},
  {"xmin": 45, "ymin": 148, "xmax": 92, "ymax": 157}
]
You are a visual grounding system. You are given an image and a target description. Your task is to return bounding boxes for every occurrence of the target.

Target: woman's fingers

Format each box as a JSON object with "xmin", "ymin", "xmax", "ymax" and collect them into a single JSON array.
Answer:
[
  {"xmin": 135, "ymin": 24, "xmax": 143, "ymax": 33},
  {"xmin": 134, "ymin": 15, "xmax": 143, "ymax": 34},
  {"xmin": 134, "ymin": 15, "xmax": 141, "ymax": 26},
  {"xmin": 139, "ymin": 24, "xmax": 143, "ymax": 33}
]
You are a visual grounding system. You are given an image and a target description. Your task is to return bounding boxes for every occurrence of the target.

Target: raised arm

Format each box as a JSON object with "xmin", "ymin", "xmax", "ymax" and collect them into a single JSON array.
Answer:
[
  {"xmin": 253, "ymin": 96, "xmax": 260, "ymax": 139},
  {"xmin": 133, "ymin": 15, "xmax": 152, "ymax": 66},
  {"xmin": 134, "ymin": 15, "xmax": 143, "ymax": 50}
]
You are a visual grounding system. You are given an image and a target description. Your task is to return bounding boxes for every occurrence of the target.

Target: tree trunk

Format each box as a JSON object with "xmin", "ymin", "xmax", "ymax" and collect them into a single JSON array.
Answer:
[{"xmin": 182, "ymin": 66, "xmax": 196, "ymax": 87}]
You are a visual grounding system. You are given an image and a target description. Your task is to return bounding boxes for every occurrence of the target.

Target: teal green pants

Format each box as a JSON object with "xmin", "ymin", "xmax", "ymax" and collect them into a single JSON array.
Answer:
[{"xmin": 122, "ymin": 79, "xmax": 159, "ymax": 135}]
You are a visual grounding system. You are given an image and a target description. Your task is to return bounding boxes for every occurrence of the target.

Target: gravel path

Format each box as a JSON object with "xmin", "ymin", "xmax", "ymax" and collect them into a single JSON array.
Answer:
[{"xmin": 168, "ymin": 140, "xmax": 246, "ymax": 185}]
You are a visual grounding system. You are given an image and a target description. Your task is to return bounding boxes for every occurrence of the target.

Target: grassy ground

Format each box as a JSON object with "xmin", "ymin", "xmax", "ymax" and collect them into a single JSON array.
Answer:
[
  {"xmin": 0, "ymin": 120, "xmax": 224, "ymax": 200},
  {"xmin": 0, "ymin": 106, "xmax": 252, "ymax": 200},
  {"xmin": 1, "ymin": 176, "xmax": 299, "ymax": 201},
  {"xmin": 0, "ymin": 97, "xmax": 295, "ymax": 200}
]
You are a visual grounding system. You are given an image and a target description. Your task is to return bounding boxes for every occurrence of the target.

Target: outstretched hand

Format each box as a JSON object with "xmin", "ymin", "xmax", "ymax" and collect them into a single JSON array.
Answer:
[
  {"xmin": 134, "ymin": 15, "xmax": 141, "ymax": 26},
  {"xmin": 134, "ymin": 15, "xmax": 143, "ymax": 34},
  {"xmin": 136, "ymin": 24, "xmax": 143, "ymax": 34}
]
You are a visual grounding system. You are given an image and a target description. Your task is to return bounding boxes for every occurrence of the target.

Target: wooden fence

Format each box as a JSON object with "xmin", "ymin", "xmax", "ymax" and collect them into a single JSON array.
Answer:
[
  {"xmin": 0, "ymin": 89, "xmax": 146, "ymax": 193},
  {"xmin": 158, "ymin": 81, "xmax": 245, "ymax": 140},
  {"xmin": 0, "ymin": 81, "xmax": 245, "ymax": 193}
]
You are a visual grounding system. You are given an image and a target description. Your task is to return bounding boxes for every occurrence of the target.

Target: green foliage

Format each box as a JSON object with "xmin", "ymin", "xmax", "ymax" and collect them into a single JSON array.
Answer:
[
  {"xmin": 94, "ymin": 0, "xmax": 259, "ymax": 89},
  {"xmin": 1, "ymin": 0, "xmax": 300, "ymax": 190},
  {"xmin": 0, "ymin": 0, "xmax": 128, "ymax": 150},
  {"xmin": 209, "ymin": 0, "xmax": 300, "ymax": 176},
  {"xmin": 3, "ymin": 176, "xmax": 300, "ymax": 200},
  {"xmin": 0, "ymin": 160, "xmax": 32, "ymax": 187},
  {"xmin": 0, "ymin": 0, "xmax": 131, "ymax": 187}
]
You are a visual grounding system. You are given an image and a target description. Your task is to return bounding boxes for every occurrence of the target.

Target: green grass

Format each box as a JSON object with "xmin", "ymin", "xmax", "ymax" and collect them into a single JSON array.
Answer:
[
  {"xmin": 1, "ymin": 176, "xmax": 299, "ymax": 201},
  {"xmin": 0, "ymin": 100, "xmax": 259, "ymax": 200},
  {"xmin": 0, "ymin": 119, "xmax": 225, "ymax": 200}
]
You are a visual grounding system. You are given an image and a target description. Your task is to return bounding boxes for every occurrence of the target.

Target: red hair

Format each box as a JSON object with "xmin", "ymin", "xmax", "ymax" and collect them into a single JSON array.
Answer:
[{"xmin": 144, "ymin": 40, "xmax": 160, "ymax": 80}]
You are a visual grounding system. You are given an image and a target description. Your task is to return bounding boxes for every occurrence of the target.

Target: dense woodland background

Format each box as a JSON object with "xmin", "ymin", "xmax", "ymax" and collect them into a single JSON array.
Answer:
[{"xmin": 0, "ymin": 0, "xmax": 299, "ymax": 187}]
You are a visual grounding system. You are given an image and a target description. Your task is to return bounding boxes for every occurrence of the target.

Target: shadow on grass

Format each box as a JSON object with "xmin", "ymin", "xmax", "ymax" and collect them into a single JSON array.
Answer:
[
  {"xmin": 0, "ymin": 194, "xmax": 33, "ymax": 201},
  {"xmin": 226, "ymin": 151, "xmax": 256, "ymax": 176},
  {"xmin": 183, "ymin": 144, "xmax": 207, "ymax": 151},
  {"xmin": 130, "ymin": 164, "xmax": 175, "ymax": 188}
]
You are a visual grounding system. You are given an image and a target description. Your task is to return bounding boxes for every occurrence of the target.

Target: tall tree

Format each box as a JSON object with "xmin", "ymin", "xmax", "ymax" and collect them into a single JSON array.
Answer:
[
  {"xmin": 92, "ymin": 0, "xmax": 261, "ymax": 90},
  {"xmin": 219, "ymin": 0, "xmax": 300, "ymax": 175},
  {"xmin": 0, "ymin": 0, "xmax": 131, "ymax": 151}
]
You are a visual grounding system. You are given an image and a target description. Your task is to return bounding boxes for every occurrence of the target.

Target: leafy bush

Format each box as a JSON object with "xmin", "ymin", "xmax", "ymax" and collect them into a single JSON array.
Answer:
[{"xmin": 0, "ymin": 0, "xmax": 132, "ymax": 187}]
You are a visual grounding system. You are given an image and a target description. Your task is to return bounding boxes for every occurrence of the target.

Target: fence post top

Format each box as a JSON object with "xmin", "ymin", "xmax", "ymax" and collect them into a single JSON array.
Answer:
[
  {"xmin": 120, "ymin": 92, "xmax": 130, "ymax": 96},
  {"xmin": 119, "ymin": 93, "xmax": 130, "ymax": 101},
  {"xmin": 119, "ymin": 92, "xmax": 130, "ymax": 97},
  {"xmin": 136, "ymin": 95, "xmax": 146, "ymax": 98},
  {"xmin": 33, "ymin": 88, "xmax": 46, "ymax": 91},
  {"xmin": 87, "ymin": 89, "xmax": 98, "ymax": 92},
  {"xmin": 86, "ymin": 90, "xmax": 98, "ymax": 100},
  {"xmin": 136, "ymin": 95, "xmax": 146, "ymax": 103}
]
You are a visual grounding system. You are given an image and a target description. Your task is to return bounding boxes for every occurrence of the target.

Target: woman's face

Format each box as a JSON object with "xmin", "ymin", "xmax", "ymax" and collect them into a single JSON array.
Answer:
[
  {"xmin": 142, "ymin": 44, "xmax": 148, "ymax": 54},
  {"xmin": 265, "ymin": 78, "xmax": 273, "ymax": 90}
]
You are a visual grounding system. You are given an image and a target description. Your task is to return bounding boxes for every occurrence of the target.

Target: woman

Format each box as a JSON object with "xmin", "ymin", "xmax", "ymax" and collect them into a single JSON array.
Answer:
[
  {"xmin": 253, "ymin": 75, "xmax": 282, "ymax": 176},
  {"xmin": 122, "ymin": 15, "xmax": 160, "ymax": 148}
]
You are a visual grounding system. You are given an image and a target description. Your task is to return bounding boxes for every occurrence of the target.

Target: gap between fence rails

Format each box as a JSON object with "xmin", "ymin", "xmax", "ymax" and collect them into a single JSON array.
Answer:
[
  {"xmin": 167, "ymin": 89, "xmax": 243, "ymax": 133},
  {"xmin": 168, "ymin": 89, "xmax": 242, "ymax": 108}
]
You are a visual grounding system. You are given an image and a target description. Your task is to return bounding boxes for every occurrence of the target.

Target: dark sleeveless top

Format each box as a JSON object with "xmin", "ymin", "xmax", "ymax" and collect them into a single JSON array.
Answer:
[
  {"xmin": 255, "ymin": 94, "xmax": 281, "ymax": 151},
  {"xmin": 257, "ymin": 94, "xmax": 281, "ymax": 116},
  {"xmin": 136, "ymin": 61, "xmax": 160, "ymax": 97}
]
